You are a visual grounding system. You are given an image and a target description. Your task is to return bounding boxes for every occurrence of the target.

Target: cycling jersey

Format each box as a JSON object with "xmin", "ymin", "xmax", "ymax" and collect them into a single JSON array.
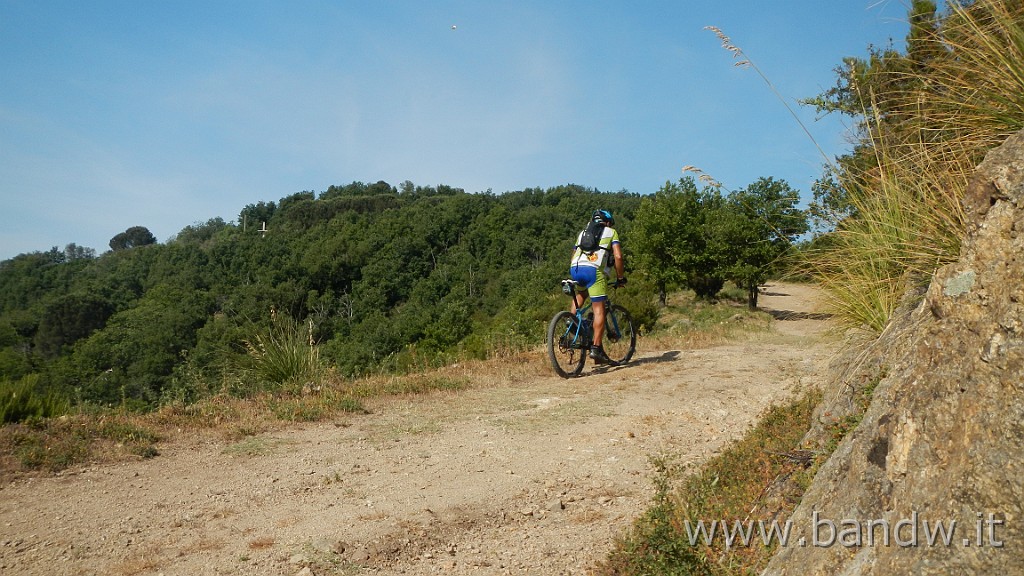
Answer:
[{"xmin": 570, "ymin": 226, "xmax": 619, "ymax": 302}]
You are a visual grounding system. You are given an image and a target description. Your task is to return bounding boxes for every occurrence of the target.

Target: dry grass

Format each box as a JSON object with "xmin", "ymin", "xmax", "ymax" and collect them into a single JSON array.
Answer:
[
  {"xmin": 801, "ymin": 0, "xmax": 1024, "ymax": 333},
  {"xmin": 640, "ymin": 290, "xmax": 772, "ymax": 351},
  {"xmin": 113, "ymin": 549, "xmax": 163, "ymax": 576},
  {"xmin": 802, "ymin": 141, "xmax": 969, "ymax": 332},
  {"xmin": 177, "ymin": 535, "xmax": 226, "ymax": 554}
]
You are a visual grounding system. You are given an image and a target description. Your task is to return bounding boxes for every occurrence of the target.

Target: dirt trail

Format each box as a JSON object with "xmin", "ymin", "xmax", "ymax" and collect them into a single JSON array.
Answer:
[{"xmin": 0, "ymin": 283, "xmax": 835, "ymax": 576}]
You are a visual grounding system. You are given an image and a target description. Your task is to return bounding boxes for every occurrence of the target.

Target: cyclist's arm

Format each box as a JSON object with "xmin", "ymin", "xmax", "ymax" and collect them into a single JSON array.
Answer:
[{"xmin": 612, "ymin": 242, "xmax": 625, "ymax": 279}]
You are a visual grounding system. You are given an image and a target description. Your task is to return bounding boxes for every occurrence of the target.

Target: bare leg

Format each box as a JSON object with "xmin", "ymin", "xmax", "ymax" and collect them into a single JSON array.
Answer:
[
  {"xmin": 592, "ymin": 300, "xmax": 606, "ymax": 347},
  {"xmin": 571, "ymin": 289, "xmax": 588, "ymax": 314}
]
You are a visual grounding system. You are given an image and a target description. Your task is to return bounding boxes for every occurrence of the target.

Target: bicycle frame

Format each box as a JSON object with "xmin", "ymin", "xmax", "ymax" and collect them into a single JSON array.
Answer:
[
  {"xmin": 548, "ymin": 278, "xmax": 635, "ymax": 377},
  {"xmin": 560, "ymin": 280, "xmax": 592, "ymax": 349},
  {"xmin": 560, "ymin": 278, "xmax": 626, "ymax": 345}
]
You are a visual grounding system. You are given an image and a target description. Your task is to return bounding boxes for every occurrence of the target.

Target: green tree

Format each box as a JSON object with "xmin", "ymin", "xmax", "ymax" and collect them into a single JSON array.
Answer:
[
  {"xmin": 109, "ymin": 226, "xmax": 157, "ymax": 251},
  {"xmin": 63, "ymin": 243, "xmax": 96, "ymax": 261},
  {"xmin": 631, "ymin": 177, "xmax": 727, "ymax": 301},
  {"xmin": 631, "ymin": 182, "xmax": 687, "ymax": 306},
  {"xmin": 0, "ymin": 320, "xmax": 31, "ymax": 381},
  {"xmin": 802, "ymin": 0, "xmax": 943, "ymax": 229},
  {"xmin": 239, "ymin": 201, "xmax": 277, "ymax": 231},
  {"xmin": 172, "ymin": 218, "xmax": 229, "ymax": 246},
  {"xmin": 722, "ymin": 178, "xmax": 809, "ymax": 309},
  {"xmin": 35, "ymin": 293, "xmax": 115, "ymax": 357},
  {"xmin": 70, "ymin": 284, "xmax": 214, "ymax": 406}
]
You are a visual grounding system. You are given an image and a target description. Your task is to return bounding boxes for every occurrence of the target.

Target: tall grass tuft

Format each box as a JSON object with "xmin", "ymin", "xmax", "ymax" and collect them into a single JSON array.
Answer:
[
  {"xmin": 926, "ymin": 1, "xmax": 1024, "ymax": 155},
  {"xmin": 1, "ymin": 374, "xmax": 70, "ymax": 424},
  {"xmin": 803, "ymin": 141, "xmax": 969, "ymax": 332},
  {"xmin": 802, "ymin": 1, "xmax": 1024, "ymax": 333},
  {"xmin": 241, "ymin": 309, "xmax": 324, "ymax": 393}
]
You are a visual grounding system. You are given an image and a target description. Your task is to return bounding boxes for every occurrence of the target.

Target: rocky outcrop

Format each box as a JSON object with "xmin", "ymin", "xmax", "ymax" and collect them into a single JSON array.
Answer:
[{"xmin": 764, "ymin": 130, "xmax": 1024, "ymax": 574}]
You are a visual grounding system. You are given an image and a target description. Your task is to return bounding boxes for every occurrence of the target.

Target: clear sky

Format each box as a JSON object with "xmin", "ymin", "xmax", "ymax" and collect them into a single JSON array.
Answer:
[{"xmin": 0, "ymin": 1, "xmax": 918, "ymax": 261}]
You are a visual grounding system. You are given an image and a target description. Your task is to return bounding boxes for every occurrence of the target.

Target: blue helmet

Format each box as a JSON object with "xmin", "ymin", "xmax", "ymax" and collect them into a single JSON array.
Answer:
[{"xmin": 592, "ymin": 209, "xmax": 614, "ymax": 226}]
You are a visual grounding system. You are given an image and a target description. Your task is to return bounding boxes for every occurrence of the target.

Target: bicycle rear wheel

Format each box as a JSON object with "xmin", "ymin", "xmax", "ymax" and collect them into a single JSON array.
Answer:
[
  {"xmin": 603, "ymin": 304, "xmax": 636, "ymax": 365},
  {"xmin": 547, "ymin": 311, "xmax": 587, "ymax": 378}
]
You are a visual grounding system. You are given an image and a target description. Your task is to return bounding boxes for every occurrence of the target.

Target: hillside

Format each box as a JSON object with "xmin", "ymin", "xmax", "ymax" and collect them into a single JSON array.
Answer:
[
  {"xmin": 0, "ymin": 283, "xmax": 834, "ymax": 575},
  {"xmin": 0, "ymin": 183, "xmax": 648, "ymax": 413}
]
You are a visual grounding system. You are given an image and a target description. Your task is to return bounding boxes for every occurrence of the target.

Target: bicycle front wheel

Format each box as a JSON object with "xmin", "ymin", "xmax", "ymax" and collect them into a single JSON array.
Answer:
[
  {"xmin": 547, "ymin": 311, "xmax": 587, "ymax": 378},
  {"xmin": 603, "ymin": 304, "xmax": 636, "ymax": 365}
]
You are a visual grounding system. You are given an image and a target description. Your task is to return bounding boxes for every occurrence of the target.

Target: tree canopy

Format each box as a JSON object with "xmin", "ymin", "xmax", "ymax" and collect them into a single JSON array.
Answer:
[{"xmin": 109, "ymin": 226, "xmax": 158, "ymax": 251}]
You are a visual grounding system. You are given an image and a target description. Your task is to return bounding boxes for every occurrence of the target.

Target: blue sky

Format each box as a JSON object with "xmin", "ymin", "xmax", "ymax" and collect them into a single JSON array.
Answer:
[{"xmin": 1, "ymin": 1, "xmax": 918, "ymax": 260}]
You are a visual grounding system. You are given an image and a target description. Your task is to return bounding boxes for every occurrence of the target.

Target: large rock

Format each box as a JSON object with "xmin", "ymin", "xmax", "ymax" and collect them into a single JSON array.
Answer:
[{"xmin": 764, "ymin": 130, "xmax": 1024, "ymax": 574}]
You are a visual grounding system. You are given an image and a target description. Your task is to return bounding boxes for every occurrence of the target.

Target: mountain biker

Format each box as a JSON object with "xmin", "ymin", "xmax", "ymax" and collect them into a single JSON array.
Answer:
[{"xmin": 569, "ymin": 209, "xmax": 626, "ymax": 364}]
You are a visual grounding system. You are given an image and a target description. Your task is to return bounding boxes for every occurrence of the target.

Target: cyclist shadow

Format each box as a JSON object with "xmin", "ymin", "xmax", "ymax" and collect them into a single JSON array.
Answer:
[{"xmin": 589, "ymin": 350, "xmax": 681, "ymax": 374}]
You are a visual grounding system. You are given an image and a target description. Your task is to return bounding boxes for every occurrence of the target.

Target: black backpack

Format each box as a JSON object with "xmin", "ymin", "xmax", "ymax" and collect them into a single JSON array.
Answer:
[{"xmin": 577, "ymin": 220, "xmax": 606, "ymax": 256}]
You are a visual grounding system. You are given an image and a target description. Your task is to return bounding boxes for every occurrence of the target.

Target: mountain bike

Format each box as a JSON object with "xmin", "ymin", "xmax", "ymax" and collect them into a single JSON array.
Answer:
[{"xmin": 546, "ymin": 279, "xmax": 636, "ymax": 378}]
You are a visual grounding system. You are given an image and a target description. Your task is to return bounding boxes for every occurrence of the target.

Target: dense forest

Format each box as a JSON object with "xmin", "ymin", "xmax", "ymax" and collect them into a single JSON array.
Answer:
[{"xmin": 0, "ymin": 178, "xmax": 805, "ymax": 416}]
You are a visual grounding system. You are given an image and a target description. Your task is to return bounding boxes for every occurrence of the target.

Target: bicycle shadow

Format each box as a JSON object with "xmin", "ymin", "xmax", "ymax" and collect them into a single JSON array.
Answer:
[
  {"xmin": 766, "ymin": 310, "xmax": 834, "ymax": 321},
  {"xmin": 589, "ymin": 350, "xmax": 681, "ymax": 374}
]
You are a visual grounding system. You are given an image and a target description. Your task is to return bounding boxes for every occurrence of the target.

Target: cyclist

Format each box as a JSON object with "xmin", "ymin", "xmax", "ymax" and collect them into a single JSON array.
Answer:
[{"xmin": 569, "ymin": 209, "xmax": 626, "ymax": 364}]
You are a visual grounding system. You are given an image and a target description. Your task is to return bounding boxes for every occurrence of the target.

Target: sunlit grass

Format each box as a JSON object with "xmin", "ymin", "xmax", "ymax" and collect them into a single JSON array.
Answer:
[
  {"xmin": 800, "ymin": 2, "xmax": 1023, "ymax": 333},
  {"xmin": 803, "ymin": 142, "xmax": 969, "ymax": 332},
  {"xmin": 641, "ymin": 285, "xmax": 772, "ymax": 350}
]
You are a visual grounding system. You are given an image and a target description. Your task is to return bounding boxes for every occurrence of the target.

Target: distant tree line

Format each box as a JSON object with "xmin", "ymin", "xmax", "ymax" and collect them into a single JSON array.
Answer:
[{"xmin": 0, "ymin": 178, "xmax": 805, "ymax": 413}]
